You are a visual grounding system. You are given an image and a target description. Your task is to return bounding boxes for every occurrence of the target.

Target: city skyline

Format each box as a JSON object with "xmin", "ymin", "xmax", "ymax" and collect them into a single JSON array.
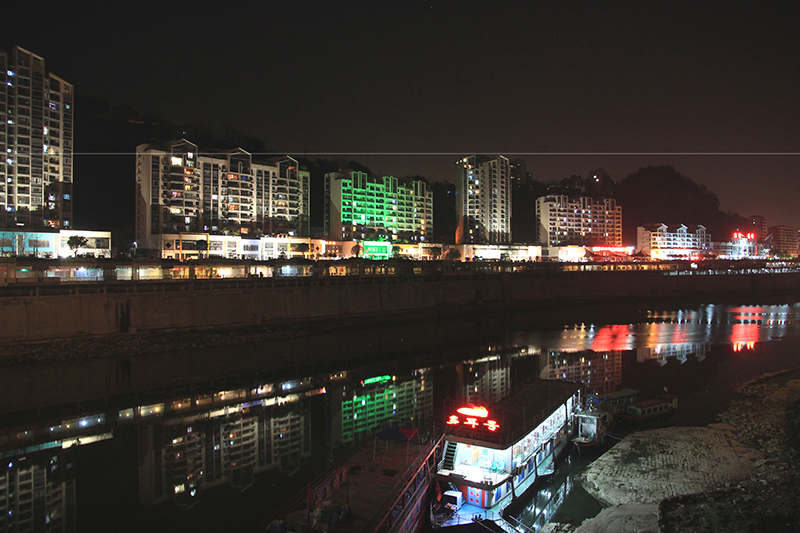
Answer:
[{"xmin": 5, "ymin": 2, "xmax": 800, "ymax": 231}]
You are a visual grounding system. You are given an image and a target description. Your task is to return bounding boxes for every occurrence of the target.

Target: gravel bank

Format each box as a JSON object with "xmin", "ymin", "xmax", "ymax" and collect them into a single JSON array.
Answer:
[{"xmin": 545, "ymin": 368, "xmax": 800, "ymax": 533}]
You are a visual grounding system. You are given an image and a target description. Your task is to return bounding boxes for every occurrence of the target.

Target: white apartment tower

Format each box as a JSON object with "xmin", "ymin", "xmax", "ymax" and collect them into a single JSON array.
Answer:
[
  {"xmin": 135, "ymin": 140, "xmax": 310, "ymax": 250},
  {"xmin": 535, "ymin": 195, "xmax": 622, "ymax": 247},
  {"xmin": 455, "ymin": 155, "xmax": 511, "ymax": 244},
  {"xmin": 0, "ymin": 46, "xmax": 73, "ymax": 229}
]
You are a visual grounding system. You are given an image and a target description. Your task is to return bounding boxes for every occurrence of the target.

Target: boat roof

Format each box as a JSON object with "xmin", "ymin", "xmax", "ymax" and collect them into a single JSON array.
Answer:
[
  {"xmin": 630, "ymin": 394, "xmax": 677, "ymax": 408},
  {"xmin": 597, "ymin": 388, "xmax": 639, "ymax": 400},
  {"xmin": 446, "ymin": 379, "xmax": 580, "ymax": 448}
]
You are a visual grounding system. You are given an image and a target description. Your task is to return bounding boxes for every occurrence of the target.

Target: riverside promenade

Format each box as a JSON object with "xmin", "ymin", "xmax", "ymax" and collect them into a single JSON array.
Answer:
[{"xmin": 3, "ymin": 258, "xmax": 800, "ymax": 343}]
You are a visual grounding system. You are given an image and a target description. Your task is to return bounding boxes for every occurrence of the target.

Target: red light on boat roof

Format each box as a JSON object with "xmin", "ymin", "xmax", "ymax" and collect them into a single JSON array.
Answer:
[{"xmin": 456, "ymin": 404, "xmax": 489, "ymax": 418}]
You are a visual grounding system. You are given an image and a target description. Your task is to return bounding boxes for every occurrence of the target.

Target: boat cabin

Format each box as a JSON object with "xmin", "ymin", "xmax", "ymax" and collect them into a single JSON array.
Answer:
[{"xmin": 625, "ymin": 394, "xmax": 677, "ymax": 419}]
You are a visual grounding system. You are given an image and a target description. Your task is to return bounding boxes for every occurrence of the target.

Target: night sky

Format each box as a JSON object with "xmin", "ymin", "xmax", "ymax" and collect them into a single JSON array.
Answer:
[{"xmin": 6, "ymin": 2, "xmax": 800, "ymax": 229}]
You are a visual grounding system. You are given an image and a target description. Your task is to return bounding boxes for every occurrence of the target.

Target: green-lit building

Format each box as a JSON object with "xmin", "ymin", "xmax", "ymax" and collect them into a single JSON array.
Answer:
[{"xmin": 324, "ymin": 170, "xmax": 433, "ymax": 242}]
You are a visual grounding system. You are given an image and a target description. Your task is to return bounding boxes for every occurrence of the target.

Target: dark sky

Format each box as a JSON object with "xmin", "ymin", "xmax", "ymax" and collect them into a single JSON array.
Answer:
[{"xmin": 7, "ymin": 1, "xmax": 800, "ymax": 228}]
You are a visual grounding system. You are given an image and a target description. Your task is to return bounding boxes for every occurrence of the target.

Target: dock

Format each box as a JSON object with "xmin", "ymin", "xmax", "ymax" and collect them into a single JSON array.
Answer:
[{"xmin": 276, "ymin": 431, "xmax": 443, "ymax": 533}]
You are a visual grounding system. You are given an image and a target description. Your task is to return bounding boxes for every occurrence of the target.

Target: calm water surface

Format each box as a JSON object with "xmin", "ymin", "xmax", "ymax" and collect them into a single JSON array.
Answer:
[{"xmin": 1, "ymin": 301, "xmax": 800, "ymax": 532}]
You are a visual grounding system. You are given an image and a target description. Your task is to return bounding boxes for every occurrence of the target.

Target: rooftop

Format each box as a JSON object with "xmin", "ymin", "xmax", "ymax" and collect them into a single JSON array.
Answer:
[{"xmin": 445, "ymin": 379, "xmax": 580, "ymax": 448}]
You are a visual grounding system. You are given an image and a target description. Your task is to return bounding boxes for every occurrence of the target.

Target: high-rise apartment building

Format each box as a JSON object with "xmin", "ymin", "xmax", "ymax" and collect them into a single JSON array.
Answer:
[
  {"xmin": 768, "ymin": 225, "xmax": 799, "ymax": 257},
  {"xmin": 749, "ymin": 215, "xmax": 768, "ymax": 242},
  {"xmin": 324, "ymin": 170, "xmax": 432, "ymax": 242},
  {"xmin": 535, "ymin": 195, "xmax": 622, "ymax": 247},
  {"xmin": 455, "ymin": 155, "xmax": 511, "ymax": 244},
  {"xmin": 135, "ymin": 139, "xmax": 309, "ymax": 250},
  {"xmin": 0, "ymin": 46, "xmax": 73, "ymax": 229}
]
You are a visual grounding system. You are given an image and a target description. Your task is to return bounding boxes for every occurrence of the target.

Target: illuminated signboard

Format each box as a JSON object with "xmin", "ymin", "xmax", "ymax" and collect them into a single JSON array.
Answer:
[
  {"xmin": 363, "ymin": 375, "xmax": 392, "ymax": 386},
  {"xmin": 446, "ymin": 404, "xmax": 500, "ymax": 432}
]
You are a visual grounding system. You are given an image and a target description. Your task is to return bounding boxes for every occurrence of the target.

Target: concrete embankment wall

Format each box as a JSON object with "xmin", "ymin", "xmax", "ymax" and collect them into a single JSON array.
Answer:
[{"xmin": 2, "ymin": 271, "xmax": 800, "ymax": 342}]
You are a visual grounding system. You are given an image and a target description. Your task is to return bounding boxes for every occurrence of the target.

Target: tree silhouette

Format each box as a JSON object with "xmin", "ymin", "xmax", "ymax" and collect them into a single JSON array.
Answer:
[{"xmin": 67, "ymin": 235, "xmax": 89, "ymax": 257}]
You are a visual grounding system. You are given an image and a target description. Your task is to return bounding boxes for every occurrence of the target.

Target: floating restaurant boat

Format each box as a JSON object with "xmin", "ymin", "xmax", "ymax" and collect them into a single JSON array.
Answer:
[{"xmin": 434, "ymin": 380, "xmax": 580, "ymax": 521}]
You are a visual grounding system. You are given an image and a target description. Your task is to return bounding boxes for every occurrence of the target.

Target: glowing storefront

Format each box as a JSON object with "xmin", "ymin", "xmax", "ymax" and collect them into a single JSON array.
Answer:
[{"xmin": 437, "ymin": 380, "xmax": 579, "ymax": 510}]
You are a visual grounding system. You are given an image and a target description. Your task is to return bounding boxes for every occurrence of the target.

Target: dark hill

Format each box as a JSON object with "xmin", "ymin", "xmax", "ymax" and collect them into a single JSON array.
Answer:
[{"xmin": 613, "ymin": 166, "xmax": 747, "ymax": 244}]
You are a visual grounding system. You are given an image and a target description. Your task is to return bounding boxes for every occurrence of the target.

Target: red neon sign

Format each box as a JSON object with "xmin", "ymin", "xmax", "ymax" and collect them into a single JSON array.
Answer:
[
  {"xmin": 447, "ymin": 404, "xmax": 500, "ymax": 431},
  {"xmin": 456, "ymin": 404, "xmax": 489, "ymax": 418},
  {"xmin": 484, "ymin": 420, "xmax": 500, "ymax": 431}
]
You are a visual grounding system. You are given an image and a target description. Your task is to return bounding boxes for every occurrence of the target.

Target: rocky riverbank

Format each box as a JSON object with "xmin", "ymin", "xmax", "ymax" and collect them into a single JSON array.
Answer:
[
  {"xmin": 545, "ymin": 368, "xmax": 800, "ymax": 533},
  {"xmin": 658, "ymin": 370, "xmax": 800, "ymax": 532}
]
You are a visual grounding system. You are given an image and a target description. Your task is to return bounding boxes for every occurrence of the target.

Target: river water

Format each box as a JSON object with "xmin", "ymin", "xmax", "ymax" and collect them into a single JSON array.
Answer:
[{"xmin": 1, "ymin": 299, "xmax": 800, "ymax": 532}]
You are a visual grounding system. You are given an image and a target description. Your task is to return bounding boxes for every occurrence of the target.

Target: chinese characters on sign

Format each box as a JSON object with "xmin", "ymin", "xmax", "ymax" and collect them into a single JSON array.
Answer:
[{"xmin": 446, "ymin": 404, "xmax": 500, "ymax": 432}]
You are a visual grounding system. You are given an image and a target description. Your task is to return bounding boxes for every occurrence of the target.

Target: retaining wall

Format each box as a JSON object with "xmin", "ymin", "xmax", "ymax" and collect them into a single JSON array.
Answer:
[{"xmin": 2, "ymin": 270, "xmax": 800, "ymax": 342}]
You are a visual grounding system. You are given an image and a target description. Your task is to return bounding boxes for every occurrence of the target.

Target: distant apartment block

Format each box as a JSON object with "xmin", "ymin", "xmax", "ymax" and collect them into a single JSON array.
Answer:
[
  {"xmin": 637, "ymin": 223, "xmax": 711, "ymax": 260},
  {"xmin": 768, "ymin": 225, "xmax": 799, "ymax": 257},
  {"xmin": 535, "ymin": 195, "xmax": 622, "ymax": 247},
  {"xmin": 135, "ymin": 139, "xmax": 309, "ymax": 251},
  {"xmin": 324, "ymin": 170, "xmax": 432, "ymax": 242},
  {"xmin": 455, "ymin": 155, "xmax": 511, "ymax": 244},
  {"xmin": 0, "ymin": 46, "xmax": 73, "ymax": 229}
]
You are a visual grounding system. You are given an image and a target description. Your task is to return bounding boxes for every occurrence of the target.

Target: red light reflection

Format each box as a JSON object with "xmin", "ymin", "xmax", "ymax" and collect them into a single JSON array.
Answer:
[{"xmin": 590, "ymin": 324, "xmax": 632, "ymax": 352}]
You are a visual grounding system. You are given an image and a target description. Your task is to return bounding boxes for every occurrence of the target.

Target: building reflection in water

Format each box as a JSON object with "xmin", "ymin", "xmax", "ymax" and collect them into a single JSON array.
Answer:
[
  {"xmin": 0, "ymin": 450, "xmax": 77, "ymax": 532},
  {"xmin": 461, "ymin": 355, "xmax": 512, "ymax": 406},
  {"xmin": 1, "ymin": 303, "xmax": 800, "ymax": 530},
  {"xmin": 330, "ymin": 370, "xmax": 433, "ymax": 446}
]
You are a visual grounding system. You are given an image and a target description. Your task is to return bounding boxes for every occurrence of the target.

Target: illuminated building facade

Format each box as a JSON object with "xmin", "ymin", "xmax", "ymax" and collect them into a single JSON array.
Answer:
[
  {"xmin": 713, "ymin": 231, "xmax": 762, "ymax": 259},
  {"xmin": 0, "ymin": 46, "xmax": 73, "ymax": 229},
  {"xmin": 0, "ymin": 228, "xmax": 111, "ymax": 258},
  {"xmin": 455, "ymin": 155, "xmax": 511, "ymax": 245},
  {"xmin": 535, "ymin": 195, "xmax": 622, "ymax": 247},
  {"xmin": 324, "ymin": 170, "xmax": 432, "ymax": 242},
  {"xmin": 330, "ymin": 372, "xmax": 433, "ymax": 445},
  {"xmin": 135, "ymin": 140, "xmax": 310, "ymax": 251},
  {"xmin": 637, "ymin": 223, "xmax": 710, "ymax": 260}
]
